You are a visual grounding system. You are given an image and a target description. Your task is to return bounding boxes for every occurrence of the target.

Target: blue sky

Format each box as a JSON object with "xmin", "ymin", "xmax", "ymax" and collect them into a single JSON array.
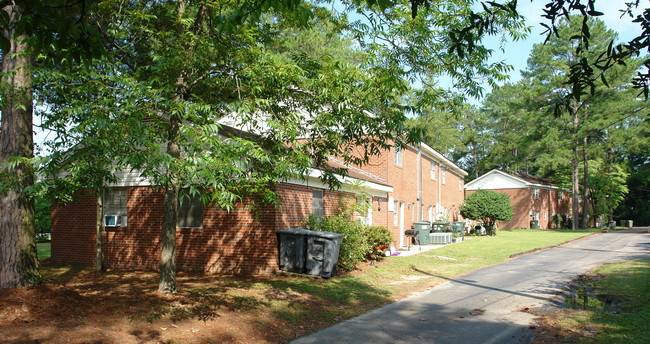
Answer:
[{"xmin": 478, "ymin": 0, "xmax": 644, "ymax": 94}]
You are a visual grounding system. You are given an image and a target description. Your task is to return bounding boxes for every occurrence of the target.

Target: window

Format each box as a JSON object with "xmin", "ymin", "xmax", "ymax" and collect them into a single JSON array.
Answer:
[
  {"xmin": 312, "ymin": 189, "xmax": 324, "ymax": 218},
  {"xmin": 104, "ymin": 188, "xmax": 128, "ymax": 227},
  {"xmin": 441, "ymin": 166, "xmax": 446, "ymax": 184},
  {"xmin": 558, "ymin": 192, "xmax": 563, "ymax": 200},
  {"xmin": 178, "ymin": 190, "xmax": 204, "ymax": 228},
  {"xmin": 393, "ymin": 200, "xmax": 398, "ymax": 226},
  {"xmin": 533, "ymin": 188, "xmax": 540, "ymax": 199},
  {"xmin": 430, "ymin": 161, "xmax": 436, "ymax": 179},
  {"xmin": 394, "ymin": 143, "xmax": 403, "ymax": 166}
]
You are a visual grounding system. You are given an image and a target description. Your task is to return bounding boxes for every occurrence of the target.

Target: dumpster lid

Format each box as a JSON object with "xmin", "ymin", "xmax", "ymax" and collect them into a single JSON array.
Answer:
[
  {"xmin": 309, "ymin": 230, "xmax": 344, "ymax": 239},
  {"xmin": 276, "ymin": 228, "xmax": 313, "ymax": 235}
]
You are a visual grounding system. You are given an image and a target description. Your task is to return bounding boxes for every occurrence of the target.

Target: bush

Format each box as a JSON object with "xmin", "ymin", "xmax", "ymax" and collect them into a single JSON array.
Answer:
[
  {"xmin": 460, "ymin": 190, "xmax": 513, "ymax": 236},
  {"xmin": 360, "ymin": 225, "xmax": 392, "ymax": 260},
  {"xmin": 303, "ymin": 215, "xmax": 369, "ymax": 271}
]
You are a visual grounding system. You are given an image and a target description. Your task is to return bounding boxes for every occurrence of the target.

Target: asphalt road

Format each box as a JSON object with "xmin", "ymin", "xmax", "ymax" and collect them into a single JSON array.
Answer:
[{"xmin": 291, "ymin": 228, "xmax": 650, "ymax": 344}]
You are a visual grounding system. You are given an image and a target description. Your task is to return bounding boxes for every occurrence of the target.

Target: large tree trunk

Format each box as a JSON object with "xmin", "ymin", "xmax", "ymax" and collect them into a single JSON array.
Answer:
[
  {"xmin": 158, "ymin": 113, "xmax": 181, "ymax": 293},
  {"xmin": 96, "ymin": 193, "xmax": 103, "ymax": 272},
  {"xmin": 581, "ymin": 137, "xmax": 589, "ymax": 229},
  {"xmin": 0, "ymin": 3, "xmax": 40, "ymax": 288},
  {"xmin": 571, "ymin": 151, "xmax": 579, "ymax": 231}
]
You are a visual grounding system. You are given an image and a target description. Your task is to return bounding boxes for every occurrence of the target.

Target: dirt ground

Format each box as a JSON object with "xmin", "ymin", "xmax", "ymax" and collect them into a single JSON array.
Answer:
[
  {"xmin": 0, "ymin": 260, "xmax": 401, "ymax": 344},
  {"xmin": 1, "ymin": 259, "xmax": 573, "ymax": 344}
]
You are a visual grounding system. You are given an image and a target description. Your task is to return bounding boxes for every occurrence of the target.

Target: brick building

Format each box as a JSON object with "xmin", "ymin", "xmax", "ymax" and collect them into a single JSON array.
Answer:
[
  {"xmin": 51, "ymin": 139, "xmax": 466, "ymax": 274},
  {"xmin": 464, "ymin": 170, "xmax": 572, "ymax": 229}
]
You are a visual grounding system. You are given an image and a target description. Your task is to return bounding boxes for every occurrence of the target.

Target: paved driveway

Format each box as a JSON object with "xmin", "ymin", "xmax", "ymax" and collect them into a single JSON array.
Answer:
[{"xmin": 291, "ymin": 228, "xmax": 650, "ymax": 344}]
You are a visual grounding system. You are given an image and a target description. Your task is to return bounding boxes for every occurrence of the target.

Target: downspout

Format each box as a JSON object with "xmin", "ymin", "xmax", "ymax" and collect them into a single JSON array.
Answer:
[{"xmin": 417, "ymin": 148, "xmax": 422, "ymax": 221}]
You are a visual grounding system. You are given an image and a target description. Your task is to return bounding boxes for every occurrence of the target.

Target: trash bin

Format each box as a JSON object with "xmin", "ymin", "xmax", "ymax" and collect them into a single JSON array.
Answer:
[
  {"xmin": 413, "ymin": 222, "xmax": 431, "ymax": 245},
  {"xmin": 609, "ymin": 221, "xmax": 616, "ymax": 229},
  {"xmin": 530, "ymin": 220, "xmax": 539, "ymax": 229},
  {"xmin": 629, "ymin": 220, "xmax": 633, "ymax": 228},
  {"xmin": 452, "ymin": 221, "xmax": 465, "ymax": 241},
  {"xmin": 305, "ymin": 231, "xmax": 344, "ymax": 278},
  {"xmin": 596, "ymin": 220, "xmax": 603, "ymax": 228},
  {"xmin": 276, "ymin": 229, "xmax": 311, "ymax": 273}
]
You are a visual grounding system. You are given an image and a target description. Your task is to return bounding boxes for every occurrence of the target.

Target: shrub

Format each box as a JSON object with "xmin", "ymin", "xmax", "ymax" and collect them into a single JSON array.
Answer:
[
  {"xmin": 360, "ymin": 225, "xmax": 392, "ymax": 260},
  {"xmin": 460, "ymin": 190, "xmax": 513, "ymax": 236},
  {"xmin": 303, "ymin": 214, "xmax": 369, "ymax": 271}
]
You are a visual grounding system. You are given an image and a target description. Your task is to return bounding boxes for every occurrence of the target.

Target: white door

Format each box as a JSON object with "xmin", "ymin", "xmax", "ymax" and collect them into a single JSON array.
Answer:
[{"xmin": 399, "ymin": 202, "xmax": 405, "ymax": 247}]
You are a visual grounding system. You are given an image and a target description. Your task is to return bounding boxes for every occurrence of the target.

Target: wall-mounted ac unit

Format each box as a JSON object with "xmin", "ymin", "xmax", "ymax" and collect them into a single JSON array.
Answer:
[{"xmin": 104, "ymin": 215, "xmax": 121, "ymax": 227}]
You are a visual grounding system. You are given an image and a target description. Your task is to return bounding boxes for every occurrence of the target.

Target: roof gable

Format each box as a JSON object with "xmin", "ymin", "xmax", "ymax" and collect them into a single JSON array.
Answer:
[
  {"xmin": 465, "ymin": 169, "xmax": 559, "ymax": 190},
  {"xmin": 465, "ymin": 170, "xmax": 526, "ymax": 190}
]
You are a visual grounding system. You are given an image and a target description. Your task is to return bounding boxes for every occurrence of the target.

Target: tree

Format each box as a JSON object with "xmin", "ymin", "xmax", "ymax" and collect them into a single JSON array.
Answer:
[
  {"xmin": 0, "ymin": 2, "xmax": 38, "ymax": 287},
  {"xmin": 460, "ymin": 190, "xmax": 513, "ymax": 235},
  {"xmin": 33, "ymin": 0, "xmax": 529, "ymax": 294},
  {"xmin": 479, "ymin": 16, "xmax": 647, "ymax": 229},
  {"xmin": 0, "ymin": 0, "xmax": 104, "ymax": 288},
  {"xmin": 587, "ymin": 159, "xmax": 628, "ymax": 225}
]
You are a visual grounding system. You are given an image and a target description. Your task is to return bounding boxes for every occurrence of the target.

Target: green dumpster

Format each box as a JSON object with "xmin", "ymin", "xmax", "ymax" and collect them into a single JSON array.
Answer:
[
  {"xmin": 305, "ymin": 230, "xmax": 344, "ymax": 278},
  {"xmin": 452, "ymin": 221, "xmax": 465, "ymax": 242},
  {"xmin": 413, "ymin": 222, "xmax": 431, "ymax": 245},
  {"xmin": 431, "ymin": 221, "xmax": 451, "ymax": 232},
  {"xmin": 530, "ymin": 220, "xmax": 539, "ymax": 229}
]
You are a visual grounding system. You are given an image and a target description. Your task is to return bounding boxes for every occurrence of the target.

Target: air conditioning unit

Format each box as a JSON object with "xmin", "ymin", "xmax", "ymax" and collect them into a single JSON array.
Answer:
[{"xmin": 104, "ymin": 215, "xmax": 121, "ymax": 227}]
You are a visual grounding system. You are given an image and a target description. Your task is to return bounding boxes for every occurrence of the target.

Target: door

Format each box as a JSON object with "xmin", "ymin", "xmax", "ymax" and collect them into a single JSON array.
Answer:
[{"xmin": 399, "ymin": 202, "xmax": 405, "ymax": 247}]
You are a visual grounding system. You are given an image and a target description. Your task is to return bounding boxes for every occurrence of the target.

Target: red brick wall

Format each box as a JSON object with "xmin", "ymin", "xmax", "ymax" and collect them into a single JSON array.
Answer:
[
  {"xmin": 51, "ymin": 191, "xmax": 98, "ymax": 265},
  {"xmin": 51, "ymin": 184, "xmax": 352, "ymax": 275},
  {"xmin": 421, "ymin": 156, "xmax": 439, "ymax": 222},
  {"xmin": 441, "ymin": 170, "xmax": 465, "ymax": 221},
  {"xmin": 466, "ymin": 188, "xmax": 573, "ymax": 229}
]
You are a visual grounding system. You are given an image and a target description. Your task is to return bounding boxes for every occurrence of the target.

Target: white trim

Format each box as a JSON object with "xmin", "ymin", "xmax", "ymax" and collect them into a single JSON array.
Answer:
[
  {"xmin": 465, "ymin": 169, "xmax": 561, "ymax": 191},
  {"xmin": 416, "ymin": 142, "xmax": 468, "ymax": 177},
  {"xmin": 285, "ymin": 168, "xmax": 393, "ymax": 196}
]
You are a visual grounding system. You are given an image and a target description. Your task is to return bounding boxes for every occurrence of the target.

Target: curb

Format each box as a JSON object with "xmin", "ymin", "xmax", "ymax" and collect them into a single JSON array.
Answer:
[{"xmin": 509, "ymin": 232, "xmax": 602, "ymax": 259}]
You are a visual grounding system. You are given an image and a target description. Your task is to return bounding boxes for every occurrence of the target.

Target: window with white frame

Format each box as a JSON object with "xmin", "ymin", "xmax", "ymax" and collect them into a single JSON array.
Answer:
[
  {"xmin": 533, "ymin": 188, "xmax": 540, "ymax": 199},
  {"xmin": 177, "ymin": 190, "xmax": 204, "ymax": 228},
  {"xmin": 441, "ymin": 166, "xmax": 446, "ymax": 184},
  {"xmin": 394, "ymin": 143, "xmax": 403, "ymax": 166},
  {"xmin": 312, "ymin": 189, "xmax": 324, "ymax": 218},
  {"xmin": 103, "ymin": 188, "xmax": 128, "ymax": 227},
  {"xmin": 558, "ymin": 192, "xmax": 563, "ymax": 200},
  {"xmin": 430, "ymin": 161, "xmax": 436, "ymax": 179}
]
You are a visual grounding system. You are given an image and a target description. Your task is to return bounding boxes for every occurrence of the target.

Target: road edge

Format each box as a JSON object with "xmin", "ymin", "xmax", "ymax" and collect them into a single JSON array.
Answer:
[{"xmin": 508, "ymin": 231, "xmax": 602, "ymax": 259}]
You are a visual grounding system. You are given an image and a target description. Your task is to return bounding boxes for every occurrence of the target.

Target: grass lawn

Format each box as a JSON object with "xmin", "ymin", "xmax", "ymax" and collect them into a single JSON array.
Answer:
[
  {"xmin": 1, "ymin": 229, "xmax": 599, "ymax": 343},
  {"xmin": 37, "ymin": 242, "xmax": 51, "ymax": 260},
  {"xmin": 533, "ymin": 259, "xmax": 650, "ymax": 343}
]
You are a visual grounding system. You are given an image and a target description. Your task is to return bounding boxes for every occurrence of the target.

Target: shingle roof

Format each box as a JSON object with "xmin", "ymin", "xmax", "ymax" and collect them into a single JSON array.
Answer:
[{"xmin": 510, "ymin": 172, "xmax": 556, "ymax": 187}]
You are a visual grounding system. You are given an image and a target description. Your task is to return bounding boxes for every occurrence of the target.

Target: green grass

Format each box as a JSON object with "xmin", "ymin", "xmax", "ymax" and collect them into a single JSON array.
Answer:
[
  {"xmin": 339, "ymin": 229, "xmax": 600, "ymax": 295},
  {"xmin": 37, "ymin": 242, "xmax": 51, "ymax": 260},
  {"xmin": 550, "ymin": 259, "xmax": 650, "ymax": 343},
  {"xmin": 253, "ymin": 229, "xmax": 600, "ymax": 313}
]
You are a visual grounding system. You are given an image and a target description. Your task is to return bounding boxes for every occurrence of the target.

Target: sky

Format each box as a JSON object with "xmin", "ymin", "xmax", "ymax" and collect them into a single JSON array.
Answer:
[{"xmin": 477, "ymin": 0, "xmax": 644, "ymax": 94}]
